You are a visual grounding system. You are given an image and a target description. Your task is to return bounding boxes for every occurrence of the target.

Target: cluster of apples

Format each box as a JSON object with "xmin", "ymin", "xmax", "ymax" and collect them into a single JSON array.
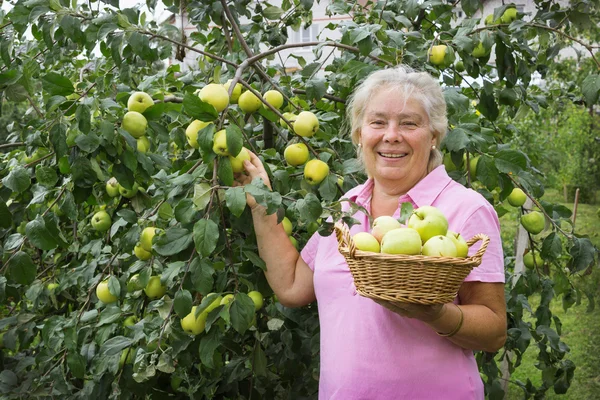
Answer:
[
  {"xmin": 352, "ymin": 206, "xmax": 469, "ymax": 258},
  {"xmin": 134, "ymin": 226, "xmax": 162, "ymax": 261},
  {"xmin": 96, "ymin": 275, "xmax": 166, "ymax": 304},
  {"xmin": 122, "ymin": 91, "xmax": 155, "ymax": 153},
  {"xmin": 180, "ymin": 291, "xmax": 263, "ymax": 335},
  {"xmin": 506, "ymin": 187, "xmax": 546, "ymax": 235}
]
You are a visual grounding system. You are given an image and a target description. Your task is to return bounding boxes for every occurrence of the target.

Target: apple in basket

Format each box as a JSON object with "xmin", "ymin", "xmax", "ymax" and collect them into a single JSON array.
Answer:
[
  {"xmin": 380, "ymin": 228, "xmax": 422, "ymax": 255},
  {"xmin": 422, "ymin": 235, "xmax": 458, "ymax": 257},
  {"xmin": 352, "ymin": 232, "xmax": 381, "ymax": 253},
  {"xmin": 371, "ymin": 216, "xmax": 402, "ymax": 242},
  {"xmin": 446, "ymin": 231, "xmax": 469, "ymax": 258},
  {"xmin": 408, "ymin": 206, "xmax": 449, "ymax": 244}
]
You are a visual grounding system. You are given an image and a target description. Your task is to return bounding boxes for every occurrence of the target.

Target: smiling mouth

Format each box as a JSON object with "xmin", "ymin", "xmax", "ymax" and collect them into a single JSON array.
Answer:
[{"xmin": 378, "ymin": 152, "xmax": 408, "ymax": 159}]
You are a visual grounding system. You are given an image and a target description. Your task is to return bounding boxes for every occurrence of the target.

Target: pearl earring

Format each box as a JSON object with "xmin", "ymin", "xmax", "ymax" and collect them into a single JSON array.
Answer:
[
  {"xmin": 431, "ymin": 145, "xmax": 436, "ymax": 150},
  {"xmin": 358, "ymin": 143, "xmax": 362, "ymax": 148}
]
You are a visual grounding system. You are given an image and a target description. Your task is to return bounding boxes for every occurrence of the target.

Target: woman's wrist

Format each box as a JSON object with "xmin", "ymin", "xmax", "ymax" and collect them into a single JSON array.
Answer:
[{"xmin": 427, "ymin": 303, "xmax": 463, "ymax": 336}]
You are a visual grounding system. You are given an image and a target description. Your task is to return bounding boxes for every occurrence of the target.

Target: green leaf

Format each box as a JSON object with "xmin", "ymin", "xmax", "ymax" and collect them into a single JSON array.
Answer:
[
  {"xmin": 67, "ymin": 352, "xmax": 86, "ymax": 379},
  {"xmin": 244, "ymin": 178, "xmax": 282, "ymax": 215},
  {"xmin": 230, "ymin": 293, "xmax": 255, "ymax": 334},
  {"xmin": 190, "ymin": 258, "xmax": 214, "ymax": 294},
  {"xmin": 225, "ymin": 187, "xmax": 246, "ymax": 217},
  {"xmin": 128, "ymin": 31, "xmax": 157, "ymax": 61},
  {"xmin": 494, "ymin": 149, "xmax": 527, "ymax": 174},
  {"xmin": 318, "ymin": 174, "xmax": 338, "ymax": 202},
  {"xmin": 154, "ymin": 228, "xmax": 193, "ymax": 256},
  {"xmin": 475, "ymin": 155, "xmax": 499, "ymax": 190},
  {"xmin": 226, "ymin": 125, "xmax": 243, "ymax": 157},
  {"xmin": 252, "ymin": 342, "xmax": 267, "ymax": 376},
  {"xmin": 242, "ymin": 251, "xmax": 266, "ymax": 271},
  {"xmin": 263, "ymin": 6, "xmax": 283, "ymax": 19},
  {"xmin": 2, "ymin": 166, "xmax": 31, "ymax": 193},
  {"xmin": 479, "ymin": 82, "xmax": 499, "ymax": 121},
  {"xmin": 443, "ymin": 128, "xmax": 470, "ymax": 152},
  {"xmin": 581, "ymin": 74, "xmax": 600, "ymax": 105},
  {"xmin": 541, "ymin": 232, "xmax": 562, "ymax": 260},
  {"xmin": 174, "ymin": 198, "xmax": 197, "ymax": 224},
  {"xmin": 0, "ymin": 201, "xmax": 12, "ymax": 229},
  {"xmin": 174, "ymin": 290, "xmax": 193, "ymax": 318},
  {"xmin": 49, "ymin": 123, "xmax": 68, "ymax": 159},
  {"xmin": 42, "ymin": 72, "xmax": 74, "ymax": 96},
  {"xmin": 0, "ymin": 69, "xmax": 22, "ymax": 87},
  {"xmin": 193, "ymin": 219, "xmax": 219, "ymax": 257},
  {"xmin": 26, "ymin": 216, "xmax": 58, "ymax": 250},
  {"xmin": 183, "ymin": 93, "xmax": 218, "ymax": 121},
  {"xmin": 108, "ymin": 276, "xmax": 120, "ymax": 297},
  {"xmin": 71, "ymin": 157, "xmax": 98, "ymax": 187},
  {"xmin": 193, "ymin": 183, "xmax": 212, "ymax": 211},
  {"xmin": 99, "ymin": 336, "xmax": 133, "ymax": 356},
  {"xmin": 35, "ymin": 166, "xmax": 58, "ymax": 188},
  {"xmin": 59, "ymin": 15, "xmax": 84, "ymax": 44},
  {"xmin": 199, "ymin": 329, "xmax": 220, "ymax": 368},
  {"xmin": 399, "ymin": 202, "xmax": 414, "ymax": 225},
  {"xmin": 305, "ymin": 78, "xmax": 326, "ymax": 102},
  {"xmin": 75, "ymin": 132, "xmax": 100, "ymax": 153},
  {"xmin": 8, "ymin": 251, "xmax": 36, "ymax": 285},
  {"xmin": 568, "ymin": 237, "xmax": 596, "ymax": 272},
  {"xmin": 218, "ymin": 157, "xmax": 234, "ymax": 186},
  {"xmin": 76, "ymin": 104, "xmax": 91, "ymax": 134},
  {"xmin": 295, "ymin": 193, "xmax": 322, "ymax": 223}
]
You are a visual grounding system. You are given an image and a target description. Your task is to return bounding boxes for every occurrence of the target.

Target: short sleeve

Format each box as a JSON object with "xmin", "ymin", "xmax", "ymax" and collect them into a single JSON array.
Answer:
[
  {"xmin": 458, "ymin": 203, "xmax": 505, "ymax": 283},
  {"xmin": 300, "ymin": 231, "xmax": 321, "ymax": 271}
]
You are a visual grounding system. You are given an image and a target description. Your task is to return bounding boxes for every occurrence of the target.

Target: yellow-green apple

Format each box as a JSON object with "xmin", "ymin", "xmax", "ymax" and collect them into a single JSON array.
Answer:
[
  {"xmin": 429, "ymin": 45, "xmax": 447, "ymax": 66},
  {"xmin": 212, "ymin": 129, "xmax": 228, "ymax": 156},
  {"xmin": 124, "ymin": 316, "xmax": 138, "ymax": 327},
  {"xmin": 279, "ymin": 112, "xmax": 297, "ymax": 128},
  {"xmin": 507, "ymin": 188, "xmax": 527, "ymax": 207},
  {"xmin": 171, "ymin": 376, "xmax": 183, "ymax": 391},
  {"xmin": 521, "ymin": 211, "xmax": 545, "ymax": 234},
  {"xmin": 127, "ymin": 91, "xmax": 154, "ymax": 113},
  {"xmin": 140, "ymin": 227, "xmax": 159, "ymax": 252},
  {"xmin": 122, "ymin": 111, "xmax": 148, "ymax": 138},
  {"xmin": 134, "ymin": 243, "xmax": 151, "ymax": 261},
  {"xmin": 238, "ymin": 90, "xmax": 262, "ymax": 113},
  {"xmin": 91, "ymin": 210, "xmax": 111, "ymax": 232},
  {"xmin": 380, "ymin": 228, "xmax": 422, "ymax": 255},
  {"xmin": 106, "ymin": 177, "xmax": 120, "ymax": 197},
  {"xmin": 407, "ymin": 206, "xmax": 449, "ymax": 243},
  {"xmin": 371, "ymin": 216, "xmax": 402, "ymax": 242},
  {"xmin": 293, "ymin": 111, "xmax": 319, "ymax": 137},
  {"xmin": 446, "ymin": 231, "xmax": 469, "ymax": 258},
  {"xmin": 229, "ymin": 147, "xmax": 251, "ymax": 173},
  {"xmin": 501, "ymin": 7, "xmax": 518, "ymax": 23},
  {"xmin": 472, "ymin": 42, "xmax": 489, "ymax": 58},
  {"xmin": 118, "ymin": 183, "xmax": 139, "ymax": 198},
  {"xmin": 284, "ymin": 143, "xmax": 309, "ymax": 166},
  {"xmin": 289, "ymin": 236, "xmax": 298, "ymax": 249},
  {"xmin": 204, "ymin": 293, "xmax": 223, "ymax": 313},
  {"xmin": 137, "ymin": 136, "xmax": 150, "ymax": 153},
  {"xmin": 485, "ymin": 14, "xmax": 501, "ymax": 25},
  {"xmin": 96, "ymin": 279, "xmax": 118, "ymax": 303},
  {"xmin": 47, "ymin": 282, "xmax": 59, "ymax": 292},
  {"xmin": 220, "ymin": 294, "xmax": 234, "ymax": 305},
  {"xmin": 127, "ymin": 274, "xmax": 143, "ymax": 292},
  {"xmin": 144, "ymin": 276, "xmax": 166, "ymax": 299},
  {"xmin": 468, "ymin": 156, "xmax": 479, "ymax": 178},
  {"xmin": 199, "ymin": 83, "xmax": 229, "ymax": 112},
  {"xmin": 224, "ymin": 80, "xmax": 242, "ymax": 103},
  {"xmin": 352, "ymin": 232, "xmax": 380, "ymax": 253},
  {"xmin": 180, "ymin": 306, "xmax": 207, "ymax": 335},
  {"xmin": 186, "ymin": 120, "xmax": 212, "ymax": 149},
  {"xmin": 523, "ymin": 250, "xmax": 543, "ymax": 269},
  {"xmin": 282, "ymin": 217, "xmax": 293, "ymax": 236},
  {"xmin": 263, "ymin": 90, "xmax": 284, "ymax": 109},
  {"xmin": 119, "ymin": 348, "xmax": 134, "ymax": 367},
  {"xmin": 303, "ymin": 159, "xmax": 329, "ymax": 185},
  {"xmin": 422, "ymin": 235, "xmax": 458, "ymax": 257},
  {"xmin": 454, "ymin": 60, "xmax": 465, "ymax": 72},
  {"xmin": 248, "ymin": 291, "xmax": 263, "ymax": 311}
]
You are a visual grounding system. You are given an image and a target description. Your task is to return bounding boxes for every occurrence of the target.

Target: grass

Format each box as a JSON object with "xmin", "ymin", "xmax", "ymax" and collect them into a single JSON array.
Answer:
[{"xmin": 497, "ymin": 188, "xmax": 600, "ymax": 399}]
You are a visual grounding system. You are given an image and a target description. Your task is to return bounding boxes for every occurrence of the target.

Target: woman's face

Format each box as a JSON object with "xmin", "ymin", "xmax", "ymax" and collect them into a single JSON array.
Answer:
[{"xmin": 359, "ymin": 89, "xmax": 435, "ymax": 191}]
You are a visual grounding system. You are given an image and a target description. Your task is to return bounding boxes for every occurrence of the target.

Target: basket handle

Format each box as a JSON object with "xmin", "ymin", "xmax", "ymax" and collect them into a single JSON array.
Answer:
[
  {"xmin": 334, "ymin": 223, "xmax": 358, "ymax": 258},
  {"xmin": 466, "ymin": 233, "xmax": 490, "ymax": 262}
]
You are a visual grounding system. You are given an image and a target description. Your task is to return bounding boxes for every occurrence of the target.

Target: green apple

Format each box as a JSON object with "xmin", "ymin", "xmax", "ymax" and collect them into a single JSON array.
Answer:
[
  {"xmin": 106, "ymin": 177, "xmax": 120, "ymax": 197},
  {"xmin": 523, "ymin": 250, "xmax": 543, "ymax": 269},
  {"xmin": 407, "ymin": 206, "xmax": 449, "ymax": 244},
  {"xmin": 186, "ymin": 120, "xmax": 212, "ymax": 149},
  {"xmin": 289, "ymin": 236, "xmax": 298, "ymax": 249},
  {"xmin": 521, "ymin": 211, "xmax": 545, "ymax": 235},
  {"xmin": 472, "ymin": 42, "xmax": 489, "ymax": 58},
  {"xmin": 199, "ymin": 83, "xmax": 229, "ymax": 113},
  {"xmin": 119, "ymin": 348, "xmax": 135, "ymax": 367},
  {"xmin": 279, "ymin": 112, "xmax": 297, "ymax": 128},
  {"xmin": 352, "ymin": 232, "xmax": 380, "ymax": 253},
  {"xmin": 468, "ymin": 156, "xmax": 479, "ymax": 178},
  {"xmin": 501, "ymin": 7, "xmax": 518, "ymax": 24},
  {"xmin": 282, "ymin": 217, "xmax": 293, "ymax": 236},
  {"xmin": 284, "ymin": 143, "xmax": 309, "ymax": 166},
  {"xmin": 248, "ymin": 291, "xmax": 263, "ymax": 311},
  {"xmin": 429, "ymin": 44, "xmax": 447, "ymax": 66},
  {"xmin": 263, "ymin": 90, "xmax": 284, "ymax": 109},
  {"xmin": 181, "ymin": 306, "xmax": 208, "ymax": 335},
  {"xmin": 380, "ymin": 228, "xmax": 422, "ymax": 255},
  {"xmin": 91, "ymin": 210, "xmax": 111, "ymax": 232},
  {"xmin": 229, "ymin": 147, "xmax": 251, "ymax": 173},
  {"xmin": 446, "ymin": 231, "xmax": 469, "ymax": 258},
  {"xmin": 303, "ymin": 159, "xmax": 329, "ymax": 185},
  {"xmin": 140, "ymin": 227, "xmax": 159, "ymax": 252},
  {"xmin": 96, "ymin": 279, "xmax": 118, "ymax": 303},
  {"xmin": 212, "ymin": 129, "xmax": 228, "ymax": 156},
  {"xmin": 220, "ymin": 294, "xmax": 234, "ymax": 305},
  {"xmin": 58, "ymin": 156, "xmax": 71, "ymax": 174},
  {"xmin": 371, "ymin": 216, "xmax": 402, "ymax": 242},
  {"xmin": 122, "ymin": 111, "xmax": 148, "ymax": 138},
  {"xmin": 127, "ymin": 274, "xmax": 144, "ymax": 292},
  {"xmin": 507, "ymin": 188, "xmax": 527, "ymax": 207},
  {"xmin": 127, "ymin": 91, "xmax": 154, "ymax": 113},
  {"xmin": 238, "ymin": 90, "xmax": 262, "ymax": 114},
  {"xmin": 134, "ymin": 243, "xmax": 152, "ymax": 261},
  {"xmin": 124, "ymin": 315, "xmax": 138, "ymax": 327},
  {"xmin": 47, "ymin": 282, "xmax": 59, "ymax": 292},
  {"xmin": 144, "ymin": 276, "xmax": 166, "ymax": 299},
  {"xmin": 484, "ymin": 14, "xmax": 501, "ymax": 25},
  {"xmin": 454, "ymin": 60, "xmax": 465, "ymax": 72},
  {"xmin": 422, "ymin": 235, "xmax": 458, "ymax": 257},
  {"xmin": 224, "ymin": 80, "xmax": 242, "ymax": 103},
  {"xmin": 293, "ymin": 111, "xmax": 319, "ymax": 137},
  {"xmin": 171, "ymin": 375, "xmax": 183, "ymax": 391},
  {"xmin": 137, "ymin": 136, "xmax": 150, "ymax": 153},
  {"xmin": 118, "ymin": 183, "xmax": 139, "ymax": 198},
  {"xmin": 204, "ymin": 293, "xmax": 223, "ymax": 313}
]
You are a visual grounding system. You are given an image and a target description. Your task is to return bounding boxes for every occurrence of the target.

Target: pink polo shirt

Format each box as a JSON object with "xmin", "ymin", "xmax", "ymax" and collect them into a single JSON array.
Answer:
[{"xmin": 300, "ymin": 165, "xmax": 504, "ymax": 399}]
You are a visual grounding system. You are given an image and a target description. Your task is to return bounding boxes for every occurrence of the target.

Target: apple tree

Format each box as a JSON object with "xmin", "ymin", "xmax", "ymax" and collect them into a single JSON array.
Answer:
[{"xmin": 0, "ymin": 0, "xmax": 599, "ymax": 398}]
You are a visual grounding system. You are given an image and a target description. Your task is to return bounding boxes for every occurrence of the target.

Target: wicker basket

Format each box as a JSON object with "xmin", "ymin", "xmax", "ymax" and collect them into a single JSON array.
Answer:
[{"xmin": 334, "ymin": 224, "xmax": 490, "ymax": 305}]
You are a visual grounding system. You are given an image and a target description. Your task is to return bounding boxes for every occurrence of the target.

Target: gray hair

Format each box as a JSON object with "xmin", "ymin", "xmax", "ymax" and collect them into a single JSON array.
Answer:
[{"xmin": 346, "ymin": 65, "xmax": 448, "ymax": 174}]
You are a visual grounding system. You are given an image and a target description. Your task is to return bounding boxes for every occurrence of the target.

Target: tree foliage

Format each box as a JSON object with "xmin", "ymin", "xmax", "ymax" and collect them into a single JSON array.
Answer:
[{"xmin": 0, "ymin": 0, "xmax": 599, "ymax": 398}]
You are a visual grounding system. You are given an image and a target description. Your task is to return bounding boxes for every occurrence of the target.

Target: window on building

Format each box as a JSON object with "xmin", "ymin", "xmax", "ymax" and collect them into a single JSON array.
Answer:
[{"xmin": 295, "ymin": 24, "xmax": 319, "ymax": 45}]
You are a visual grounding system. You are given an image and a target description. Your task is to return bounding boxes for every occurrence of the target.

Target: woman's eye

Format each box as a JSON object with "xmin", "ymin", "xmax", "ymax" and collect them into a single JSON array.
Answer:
[
  {"xmin": 403, "ymin": 121, "xmax": 417, "ymax": 126},
  {"xmin": 371, "ymin": 120, "xmax": 384, "ymax": 126}
]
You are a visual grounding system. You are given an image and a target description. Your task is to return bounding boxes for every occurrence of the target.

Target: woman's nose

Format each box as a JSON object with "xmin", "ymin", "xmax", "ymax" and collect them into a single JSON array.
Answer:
[{"xmin": 383, "ymin": 124, "xmax": 402, "ymax": 142}]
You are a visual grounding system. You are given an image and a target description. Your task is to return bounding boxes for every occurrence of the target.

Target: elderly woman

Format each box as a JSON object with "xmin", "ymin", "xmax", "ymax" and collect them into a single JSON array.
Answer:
[{"xmin": 237, "ymin": 65, "xmax": 506, "ymax": 399}]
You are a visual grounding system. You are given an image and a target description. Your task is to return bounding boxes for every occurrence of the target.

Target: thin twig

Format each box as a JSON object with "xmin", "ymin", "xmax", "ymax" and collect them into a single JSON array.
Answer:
[{"xmin": 0, "ymin": 142, "xmax": 25, "ymax": 150}]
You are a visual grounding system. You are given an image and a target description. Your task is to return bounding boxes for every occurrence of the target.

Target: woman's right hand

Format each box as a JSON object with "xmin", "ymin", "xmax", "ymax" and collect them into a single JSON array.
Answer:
[{"xmin": 233, "ymin": 150, "xmax": 272, "ymax": 210}]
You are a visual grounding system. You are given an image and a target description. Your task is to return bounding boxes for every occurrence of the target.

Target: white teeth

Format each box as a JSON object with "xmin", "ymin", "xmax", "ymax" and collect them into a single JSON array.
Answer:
[{"xmin": 379, "ymin": 152, "xmax": 407, "ymax": 158}]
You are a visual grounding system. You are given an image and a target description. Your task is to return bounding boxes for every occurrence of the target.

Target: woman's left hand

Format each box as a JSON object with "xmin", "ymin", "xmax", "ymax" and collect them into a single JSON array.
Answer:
[{"xmin": 373, "ymin": 299, "xmax": 447, "ymax": 323}]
